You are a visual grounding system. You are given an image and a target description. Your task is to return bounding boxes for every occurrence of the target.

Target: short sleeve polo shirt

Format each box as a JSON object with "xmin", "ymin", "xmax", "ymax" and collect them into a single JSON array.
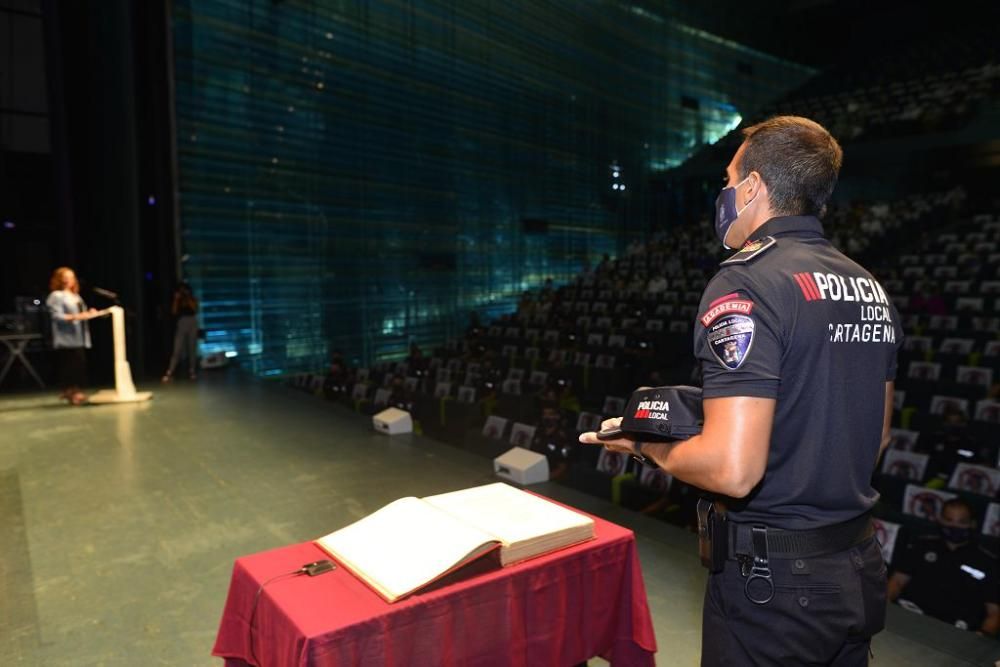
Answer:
[{"xmin": 693, "ymin": 216, "xmax": 904, "ymax": 529}]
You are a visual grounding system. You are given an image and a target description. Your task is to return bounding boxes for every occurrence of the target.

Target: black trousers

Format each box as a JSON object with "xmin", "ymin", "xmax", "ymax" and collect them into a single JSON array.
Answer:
[
  {"xmin": 55, "ymin": 347, "xmax": 87, "ymax": 389},
  {"xmin": 701, "ymin": 536, "xmax": 887, "ymax": 666}
]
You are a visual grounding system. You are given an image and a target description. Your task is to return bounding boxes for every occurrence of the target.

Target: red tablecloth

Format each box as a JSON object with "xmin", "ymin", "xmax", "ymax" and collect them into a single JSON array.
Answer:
[{"xmin": 212, "ymin": 512, "xmax": 657, "ymax": 666}]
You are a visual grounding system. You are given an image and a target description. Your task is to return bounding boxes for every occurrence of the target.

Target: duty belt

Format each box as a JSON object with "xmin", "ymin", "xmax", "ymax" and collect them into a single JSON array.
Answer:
[{"xmin": 727, "ymin": 511, "xmax": 873, "ymax": 560}]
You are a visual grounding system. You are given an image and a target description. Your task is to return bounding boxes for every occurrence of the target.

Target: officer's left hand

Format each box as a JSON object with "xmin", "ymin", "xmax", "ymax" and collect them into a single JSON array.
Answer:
[{"xmin": 579, "ymin": 417, "xmax": 640, "ymax": 455}]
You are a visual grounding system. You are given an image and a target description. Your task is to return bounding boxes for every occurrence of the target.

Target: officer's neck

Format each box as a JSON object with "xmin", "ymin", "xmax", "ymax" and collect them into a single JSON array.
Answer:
[{"xmin": 735, "ymin": 202, "xmax": 778, "ymax": 246}]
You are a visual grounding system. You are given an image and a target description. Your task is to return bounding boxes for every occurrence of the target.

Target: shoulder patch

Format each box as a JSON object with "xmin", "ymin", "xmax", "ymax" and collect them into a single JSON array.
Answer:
[
  {"xmin": 706, "ymin": 313, "xmax": 755, "ymax": 370},
  {"xmin": 699, "ymin": 297, "xmax": 754, "ymax": 328},
  {"xmin": 720, "ymin": 236, "xmax": 777, "ymax": 266}
]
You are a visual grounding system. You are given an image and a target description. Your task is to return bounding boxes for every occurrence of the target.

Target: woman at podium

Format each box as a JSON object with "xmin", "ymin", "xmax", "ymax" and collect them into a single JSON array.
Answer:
[{"xmin": 46, "ymin": 267, "xmax": 98, "ymax": 405}]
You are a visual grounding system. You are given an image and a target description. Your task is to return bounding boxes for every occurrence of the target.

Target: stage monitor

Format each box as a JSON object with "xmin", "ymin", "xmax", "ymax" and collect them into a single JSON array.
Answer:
[
  {"xmin": 373, "ymin": 407, "xmax": 412, "ymax": 435},
  {"xmin": 494, "ymin": 447, "xmax": 549, "ymax": 486}
]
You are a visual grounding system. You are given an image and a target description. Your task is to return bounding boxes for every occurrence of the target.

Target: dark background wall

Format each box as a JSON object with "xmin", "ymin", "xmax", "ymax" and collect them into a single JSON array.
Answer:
[
  {"xmin": 0, "ymin": 0, "xmax": 54, "ymax": 328},
  {"xmin": 170, "ymin": 0, "xmax": 812, "ymax": 375}
]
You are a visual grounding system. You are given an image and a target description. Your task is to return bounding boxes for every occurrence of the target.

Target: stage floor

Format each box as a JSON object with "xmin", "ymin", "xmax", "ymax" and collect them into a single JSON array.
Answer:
[{"xmin": 0, "ymin": 371, "xmax": 996, "ymax": 666}]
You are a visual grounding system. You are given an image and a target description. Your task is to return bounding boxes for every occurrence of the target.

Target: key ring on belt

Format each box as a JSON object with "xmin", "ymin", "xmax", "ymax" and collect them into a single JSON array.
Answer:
[{"xmin": 744, "ymin": 525, "xmax": 774, "ymax": 605}]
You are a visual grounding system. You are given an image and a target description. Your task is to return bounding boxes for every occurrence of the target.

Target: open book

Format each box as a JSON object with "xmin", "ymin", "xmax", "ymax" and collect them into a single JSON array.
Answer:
[{"xmin": 315, "ymin": 482, "xmax": 595, "ymax": 603}]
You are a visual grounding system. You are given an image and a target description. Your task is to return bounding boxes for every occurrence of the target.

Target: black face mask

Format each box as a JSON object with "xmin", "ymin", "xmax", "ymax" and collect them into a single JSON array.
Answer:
[{"xmin": 940, "ymin": 525, "xmax": 972, "ymax": 544}]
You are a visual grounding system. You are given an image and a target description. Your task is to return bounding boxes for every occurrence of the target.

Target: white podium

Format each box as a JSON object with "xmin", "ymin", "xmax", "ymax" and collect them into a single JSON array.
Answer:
[{"xmin": 89, "ymin": 305, "xmax": 153, "ymax": 404}]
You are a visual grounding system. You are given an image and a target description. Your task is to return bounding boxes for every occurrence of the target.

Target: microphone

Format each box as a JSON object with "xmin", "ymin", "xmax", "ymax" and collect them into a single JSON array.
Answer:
[{"xmin": 92, "ymin": 286, "xmax": 119, "ymax": 300}]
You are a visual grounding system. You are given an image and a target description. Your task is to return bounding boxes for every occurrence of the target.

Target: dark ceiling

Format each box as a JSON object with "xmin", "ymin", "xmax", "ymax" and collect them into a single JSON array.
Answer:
[{"xmin": 658, "ymin": 0, "xmax": 998, "ymax": 69}]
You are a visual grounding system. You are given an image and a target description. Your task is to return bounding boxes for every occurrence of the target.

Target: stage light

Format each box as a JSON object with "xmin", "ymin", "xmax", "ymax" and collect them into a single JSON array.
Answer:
[
  {"xmin": 2, "ymin": 220, "xmax": 14, "ymax": 229},
  {"xmin": 147, "ymin": 195, "xmax": 156, "ymax": 206},
  {"xmin": 620, "ymin": 184, "xmax": 626, "ymax": 191},
  {"xmin": 225, "ymin": 350, "xmax": 239, "ymax": 358}
]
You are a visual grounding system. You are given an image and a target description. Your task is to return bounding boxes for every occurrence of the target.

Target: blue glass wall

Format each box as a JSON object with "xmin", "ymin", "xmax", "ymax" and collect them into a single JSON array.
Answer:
[{"xmin": 172, "ymin": 0, "xmax": 813, "ymax": 375}]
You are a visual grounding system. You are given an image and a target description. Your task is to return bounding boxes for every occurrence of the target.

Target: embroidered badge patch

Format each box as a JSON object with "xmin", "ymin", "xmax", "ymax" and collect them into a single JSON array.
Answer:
[
  {"xmin": 699, "ymin": 299, "xmax": 754, "ymax": 328},
  {"xmin": 706, "ymin": 313, "xmax": 755, "ymax": 370}
]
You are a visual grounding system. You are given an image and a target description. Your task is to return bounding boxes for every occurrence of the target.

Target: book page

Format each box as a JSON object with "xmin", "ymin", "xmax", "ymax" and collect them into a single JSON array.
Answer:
[
  {"xmin": 316, "ymin": 497, "xmax": 499, "ymax": 601},
  {"xmin": 423, "ymin": 483, "xmax": 594, "ymax": 561}
]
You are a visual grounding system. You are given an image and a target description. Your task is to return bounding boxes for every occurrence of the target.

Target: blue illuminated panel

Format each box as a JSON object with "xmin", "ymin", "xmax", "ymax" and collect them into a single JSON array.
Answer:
[{"xmin": 172, "ymin": 0, "xmax": 812, "ymax": 375}]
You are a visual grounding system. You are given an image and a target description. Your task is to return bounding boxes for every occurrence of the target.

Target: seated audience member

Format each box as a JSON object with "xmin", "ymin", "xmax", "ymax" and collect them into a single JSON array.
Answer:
[
  {"xmin": 479, "ymin": 357, "xmax": 502, "ymax": 384},
  {"xmin": 923, "ymin": 407, "xmax": 985, "ymax": 477},
  {"xmin": 323, "ymin": 350, "xmax": 351, "ymax": 398},
  {"xmin": 530, "ymin": 402, "xmax": 577, "ymax": 481},
  {"xmin": 910, "ymin": 285, "xmax": 948, "ymax": 316},
  {"xmin": 555, "ymin": 377, "xmax": 581, "ymax": 413},
  {"xmin": 888, "ymin": 498, "xmax": 999, "ymax": 635},
  {"xmin": 387, "ymin": 374, "xmax": 414, "ymax": 412},
  {"xmin": 478, "ymin": 378, "xmax": 499, "ymax": 414},
  {"xmin": 406, "ymin": 343, "xmax": 428, "ymax": 375},
  {"xmin": 537, "ymin": 384, "xmax": 560, "ymax": 408}
]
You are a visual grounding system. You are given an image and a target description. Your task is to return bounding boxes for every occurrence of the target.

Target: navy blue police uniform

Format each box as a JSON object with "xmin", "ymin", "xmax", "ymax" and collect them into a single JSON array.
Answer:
[
  {"xmin": 694, "ymin": 215, "xmax": 903, "ymax": 666},
  {"xmin": 894, "ymin": 533, "xmax": 998, "ymax": 632}
]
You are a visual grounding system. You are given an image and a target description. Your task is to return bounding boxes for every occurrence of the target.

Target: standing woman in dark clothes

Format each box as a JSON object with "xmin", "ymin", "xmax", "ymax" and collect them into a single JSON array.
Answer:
[
  {"xmin": 162, "ymin": 282, "xmax": 200, "ymax": 382},
  {"xmin": 46, "ymin": 267, "xmax": 98, "ymax": 405}
]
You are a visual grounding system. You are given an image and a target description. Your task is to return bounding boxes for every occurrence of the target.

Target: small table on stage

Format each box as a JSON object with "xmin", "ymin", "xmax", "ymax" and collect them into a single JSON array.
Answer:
[
  {"xmin": 213, "ymin": 512, "xmax": 657, "ymax": 666},
  {"xmin": 0, "ymin": 333, "xmax": 45, "ymax": 388}
]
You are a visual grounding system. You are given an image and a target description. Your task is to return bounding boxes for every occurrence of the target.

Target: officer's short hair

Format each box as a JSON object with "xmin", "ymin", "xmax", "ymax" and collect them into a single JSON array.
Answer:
[{"xmin": 739, "ymin": 116, "xmax": 843, "ymax": 217}]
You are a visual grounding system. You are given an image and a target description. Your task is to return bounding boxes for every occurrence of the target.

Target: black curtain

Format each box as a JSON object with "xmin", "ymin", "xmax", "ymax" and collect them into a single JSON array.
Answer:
[{"xmin": 41, "ymin": 0, "xmax": 178, "ymax": 381}]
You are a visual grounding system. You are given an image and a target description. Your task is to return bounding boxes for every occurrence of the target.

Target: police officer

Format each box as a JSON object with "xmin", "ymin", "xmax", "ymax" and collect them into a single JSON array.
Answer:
[
  {"xmin": 888, "ymin": 498, "xmax": 999, "ymax": 635},
  {"xmin": 582, "ymin": 116, "xmax": 903, "ymax": 665},
  {"xmin": 530, "ymin": 401, "xmax": 577, "ymax": 481}
]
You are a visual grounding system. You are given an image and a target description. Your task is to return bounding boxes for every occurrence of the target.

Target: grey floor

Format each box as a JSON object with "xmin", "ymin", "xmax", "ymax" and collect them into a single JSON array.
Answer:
[{"xmin": 1, "ymin": 371, "xmax": 998, "ymax": 666}]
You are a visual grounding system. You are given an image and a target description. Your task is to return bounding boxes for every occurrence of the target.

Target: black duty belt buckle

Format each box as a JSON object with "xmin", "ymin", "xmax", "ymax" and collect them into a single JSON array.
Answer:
[{"xmin": 743, "ymin": 525, "xmax": 774, "ymax": 605}]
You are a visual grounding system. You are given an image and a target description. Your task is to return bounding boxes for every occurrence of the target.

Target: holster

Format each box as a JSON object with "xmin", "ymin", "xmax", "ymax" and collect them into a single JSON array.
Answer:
[{"xmin": 697, "ymin": 498, "xmax": 728, "ymax": 573}]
